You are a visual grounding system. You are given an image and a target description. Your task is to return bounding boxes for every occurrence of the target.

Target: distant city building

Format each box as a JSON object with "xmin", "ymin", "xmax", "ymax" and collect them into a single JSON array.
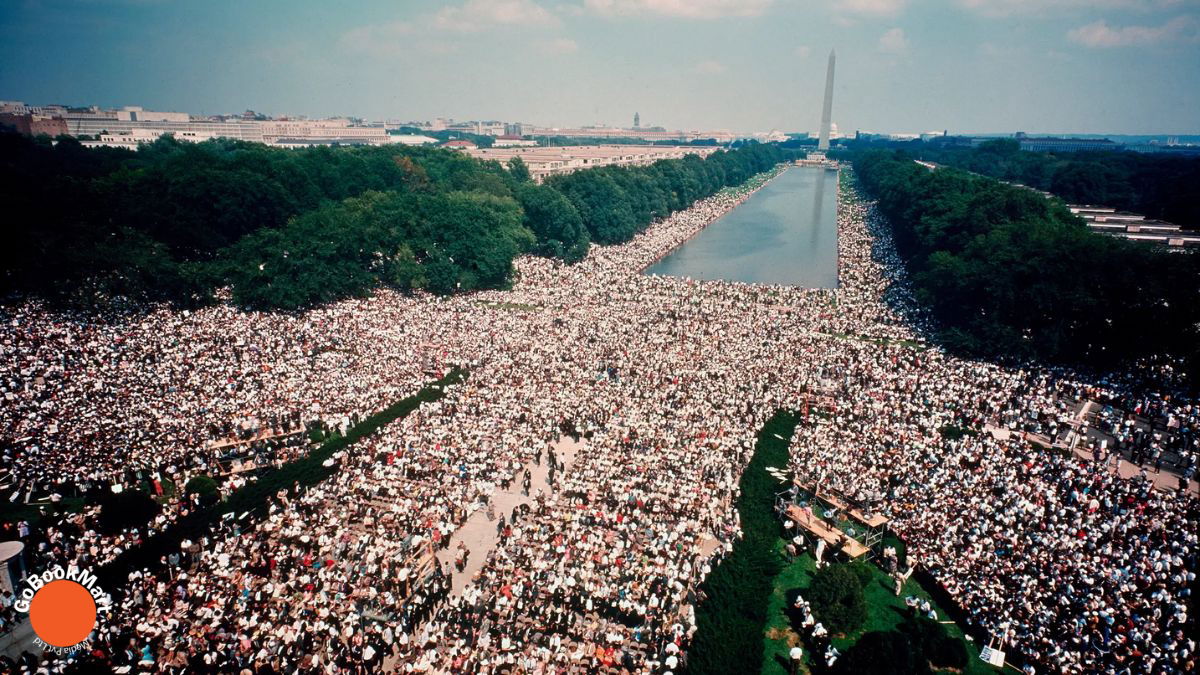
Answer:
[
  {"xmin": 443, "ymin": 120, "xmax": 506, "ymax": 136},
  {"xmin": 259, "ymin": 119, "xmax": 387, "ymax": 144},
  {"xmin": 532, "ymin": 125, "xmax": 734, "ymax": 143},
  {"xmin": 0, "ymin": 101, "xmax": 34, "ymax": 114},
  {"xmin": 115, "ymin": 106, "xmax": 190, "ymax": 122},
  {"xmin": 5, "ymin": 99, "xmax": 777, "ymax": 152},
  {"xmin": 51, "ymin": 105, "xmax": 389, "ymax": 146},
  {"xmin": 464, "ymin": 145, "xmax": 718, "ymax": 182},
  {"xmin": 503, "ymin": 122, "xmax": 533, "ymax": 137},
  {"xmin": 751, "ymin": 129, "xmax": 788, "ymax": 143},
  {"xmin": 270, "ymin": 137, "xmax": 381, "ymax": 148},
  {"xmin": 493, "ymin": 135, "xmax": 538, "ymax": 147},
  {"xmin": 1070, "ymin": 205, "xmax": 1199, "ymax": 248},
  {"xmin": 0, "ymin": 100, "xmax": 69, "ymax": 117},
  {"xmin": 442, "ymin": 139, "xmax": 478, "ymax": 150},
  {"xmin": 0, "ymin": 112, "xmax": 67, "ymax": 137},
  {"xmin": 62, "ymin": 110, "xmax": 267, "ymax": 143},
  {"xmin": 80, "ymin": 127, "xmax": 218, "ymax": 149},
  {"xmin": 952, "ymin": 133, "xmax": 1200, "ymax": 155},
  {"xmin": 1012, "ymin": 134, "xmax": 1118, "ymax": 153},
  {"xmin": 1122, "ymin": 142, "xmax": 1200, "ymax": 155},
  {"xmin": 387, "ymin": 134, "xmax": 439, "ymax": 146}
]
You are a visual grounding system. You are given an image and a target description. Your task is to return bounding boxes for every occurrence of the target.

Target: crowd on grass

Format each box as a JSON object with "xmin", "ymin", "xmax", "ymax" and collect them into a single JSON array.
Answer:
[
  {"xmin": 0, "ymin": 164, "xmax": 1194, "ymax": 673},
  {"xmin": 786, "ymin": 198, "xmax": 1197, "ymax": 673}
]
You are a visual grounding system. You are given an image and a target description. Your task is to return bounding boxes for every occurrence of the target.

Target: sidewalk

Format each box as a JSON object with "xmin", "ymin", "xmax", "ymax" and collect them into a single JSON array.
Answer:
[{"xmin": 435, "ymin": 436, "xmax": 583, "ymax": 597}]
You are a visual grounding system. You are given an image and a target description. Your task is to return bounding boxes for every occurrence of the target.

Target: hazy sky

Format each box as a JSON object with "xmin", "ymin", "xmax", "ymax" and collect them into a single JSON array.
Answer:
[{"xmin": 2, "ymin": 0, "xmax": 1199, "ymax": 134}]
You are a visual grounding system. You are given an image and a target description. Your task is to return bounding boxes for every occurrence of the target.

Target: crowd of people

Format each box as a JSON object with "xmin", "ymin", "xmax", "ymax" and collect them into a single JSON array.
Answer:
[
  {"xmin": 0, "ymin": 163, "xmax": 1194, "ymax": 673},
  {"xmin": 785, "ymin": 195, "xmax": 1197, "ymax": 672}
]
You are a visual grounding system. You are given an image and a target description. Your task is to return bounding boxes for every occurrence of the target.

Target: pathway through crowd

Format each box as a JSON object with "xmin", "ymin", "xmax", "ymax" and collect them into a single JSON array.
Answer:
[{"xmin": 435, "ymin": 436, "xmax": 584, "ymax": 597}]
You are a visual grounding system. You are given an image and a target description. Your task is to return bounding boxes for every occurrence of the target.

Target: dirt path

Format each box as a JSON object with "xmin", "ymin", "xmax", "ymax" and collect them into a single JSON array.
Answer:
[
  {"xmin": 435, "ymin": 436, "xmax": 583, "ymax": 597},
  {"xmin": 990, "ymin": 402, "xmax": 1198, "ymax": 496}
]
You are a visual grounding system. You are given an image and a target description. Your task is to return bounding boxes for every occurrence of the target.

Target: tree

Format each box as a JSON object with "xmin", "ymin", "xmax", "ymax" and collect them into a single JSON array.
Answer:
[
  {"xmin": 222, "ymin": 195, "xmax": 389, "ymax": 310},
  {"xmin": 515, "ymin": 184, "xmax": 590, "ymax": 263},
  {"xmin": 853, "ymin": 149, "xmax": 1200, "ymax": 376},
  {"xmin": 900, "ymin": 617, "xmax": 968, "ymax": 670},
  {"xmin": 807, "ymin": 563, "xmax": 868, "ymax": 635},
  {"xmin": 548, "ymin": 171, "xmax": 638, "ymax": 244},
  {"xmin": 96, "ymin": 490, "xmax": 162, "ymax": 536},
  {"xmin": 507, "ymin": 156, "xmax": 532, "ymax": 183},
  {"xmin": 415, "ymin": 191, "xmax": 533, "ymax": 290},
  {"xmin": 0, "ymin": 131, "xmax": 794, "ymax": 310},
  {"xmin": 835, "ymin": 630, "xmax": 923, "ymax": 675},
  {"xmin": 833, "ymin": 617, "xmax": 968, "ymax": 674},
  {"xmin": 184, "ymin": 475, "xmax": 219, "ymax": 499}
]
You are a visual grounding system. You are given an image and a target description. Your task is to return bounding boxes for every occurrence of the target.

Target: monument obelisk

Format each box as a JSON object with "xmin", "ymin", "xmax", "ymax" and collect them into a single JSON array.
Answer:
[{"xmin": 817, "ymin": 49, "xmax": 835, "ymax": 152}]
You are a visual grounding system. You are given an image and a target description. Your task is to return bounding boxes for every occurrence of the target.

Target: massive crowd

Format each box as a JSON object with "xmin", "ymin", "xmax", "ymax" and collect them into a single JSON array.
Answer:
[{"xmin": 0, "ymin": 164, "xmax": 1194, "ymax": 673}]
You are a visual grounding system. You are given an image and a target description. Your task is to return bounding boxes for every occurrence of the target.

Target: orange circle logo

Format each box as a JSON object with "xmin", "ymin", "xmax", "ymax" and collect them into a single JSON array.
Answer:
[{"xmin": 28, "ymin": 579, "xmax": 97, "ymax": 647}]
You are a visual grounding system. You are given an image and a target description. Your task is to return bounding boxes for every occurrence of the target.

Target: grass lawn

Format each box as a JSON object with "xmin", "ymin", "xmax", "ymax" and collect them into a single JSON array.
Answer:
[
  {"xmin": 476, "ymin": 300, "xmax": 542, "ymax": 312},
  {"xmin": 761, "ymin": 542, "xmax": 1014, "ymax": 675},
  {"xmin": 821, "ymin": 331, "xmax": 928, "ymax": 351},
  {"xmin": 0, "ymin": 496, "xmax": 85, "ymax": 528},
  {"xmin": 152, "ymin": 479, "xmax": 177, "ymax": 504}
]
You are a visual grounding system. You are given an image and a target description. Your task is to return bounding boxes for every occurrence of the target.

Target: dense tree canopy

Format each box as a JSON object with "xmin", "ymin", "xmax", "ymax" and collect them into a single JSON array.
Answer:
[
  {"xmin": 0, "ymin": 130, "xmax": 790, "ymax": 310},
  {"xmin": 833, "ymin": 617, "xmax": 969, "ymax": 675},
  {"xmin": 806, "ymin": 563, "xmax": 868, "ymax": 635},
  {"xmin": 514, "ymin": 184, "xmax": 590, "ymax": 263},
  {"xmin": 854, "ymin": 149, "xmax": 1200, "ymax": 373},
  {"xmin": 96, "ymin": 489, "xmax": 162, "ymax": 536},
  {"xmin": 918, "ymin": 139, "xmax": 1200, "ymax": 228},
  {"xmin": 546, "ymin": 142, "xmax": 785, "ymax": 245}
]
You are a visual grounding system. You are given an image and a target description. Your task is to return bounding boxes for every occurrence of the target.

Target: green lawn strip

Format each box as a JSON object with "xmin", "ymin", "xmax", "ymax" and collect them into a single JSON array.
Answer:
[
  {"xmin": 690, "ymin": 410, "xmax": 803, "ymax": 674},
  {"xmin": 475, "ymin": 300, "xmax": 542, "ymax": 312},
  {"xmin": 95, "ymin": 366, "xmax": 467, "ymax": 590},
  {"xmin": 819, "ymin": 332, "xmax": 928, "ymax": 351},
  {"xmin": 761, "ymin": 546, "xmax": 1014, "ymax": 674},
  {"xmin": 690, "ymin": 409, "xmax": 1017, "ymax": 675},
  {"xmin": 0, "ymin": 497, "xmax": 85, "ymax": 528}
]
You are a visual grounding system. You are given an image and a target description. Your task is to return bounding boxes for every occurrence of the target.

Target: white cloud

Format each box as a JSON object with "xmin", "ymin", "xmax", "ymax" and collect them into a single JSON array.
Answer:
[
  {"xmin": 1067, "ymin": 14, "xmax": 1199, "ymax": 46},
  {"xmin": 694, "ymin": 59, "xmax": 729, "ymax": 74},
  {"xmin": 433, "ymin": 0, "xmax": 560, "ymax": 32},
  {"xmin": 584, "ymin": 0, "xmax": 774, "ymax": 19},
  {"xmin": 976, "ymin": 41, "xmax": 1019, "ymax": 57},
  {"xmin": 339, "ymin": 21, "xmax": 416, "ymax": 57},
  {"xmin": 833, "ymin": 0, "xmax": 908, "ymax": 17},
  {"xmin": 536, "ymin": 37, "xmax": 580, "ymax": 54},
  {"xmin": 341, "ymin": 0, "xmax": 563, "ymax": 56},
  {"xmin": 877, "ymin": 27, "xmax": 910, "ymax": 53},
  {"xmin": 956, "ymin": 1, "xmax": 1192, "ymax": 18},
  {"xmin": 795, "ymin": 45, "xmax": 812, "ymax": 58}
]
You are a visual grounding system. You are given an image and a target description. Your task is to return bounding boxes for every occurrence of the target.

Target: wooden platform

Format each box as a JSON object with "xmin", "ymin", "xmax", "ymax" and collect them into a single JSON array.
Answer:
[
  {"xmin": 209, "ymin": 429, "xmax": 304, "ymax": 451},
  {"xmin": 784, "ymin": 505, "xmax": 870, "ymax": 559},
  {"xmin": 793, "ymin": 480, "xmax": 889, "ymax": 529},
  {"xmin": 848, "ymin": 507, "xmax": 888, "ymax": 529}
]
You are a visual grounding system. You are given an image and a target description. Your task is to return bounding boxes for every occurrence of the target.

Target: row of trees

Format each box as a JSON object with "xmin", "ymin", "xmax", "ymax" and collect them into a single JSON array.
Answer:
[
  {"xmin": 546, "ymin": 143, "xmax": 784, "ymax": 244},
  {"xmin": 919, "ymin": 139, "xmax": 1200, "ymax": 228},
  {"xmin": 854, "ymin": 150, "xmax": 1200, "ymax": 373},
  {"xmin": 0, "ymin": 131, "xmax": 788, "ymax": 310}
]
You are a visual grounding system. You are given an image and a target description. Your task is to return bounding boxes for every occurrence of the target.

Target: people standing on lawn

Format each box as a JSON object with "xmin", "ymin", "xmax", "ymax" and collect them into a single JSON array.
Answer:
[{"xmin": 4, "ymin": 166, "xmax": 1194, "ymax": 674}]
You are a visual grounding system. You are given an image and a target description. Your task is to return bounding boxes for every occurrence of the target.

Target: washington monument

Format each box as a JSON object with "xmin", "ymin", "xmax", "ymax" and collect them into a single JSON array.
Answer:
[{"xmin": 817, "ymin": 49, "xmax": 836, "ymax": 152}]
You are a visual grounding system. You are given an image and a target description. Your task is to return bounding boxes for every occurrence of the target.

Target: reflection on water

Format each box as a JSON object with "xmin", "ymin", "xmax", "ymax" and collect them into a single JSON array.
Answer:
[{"xmin": 644, "ymin": 166, "xmax": 838, "ymax": 288}]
